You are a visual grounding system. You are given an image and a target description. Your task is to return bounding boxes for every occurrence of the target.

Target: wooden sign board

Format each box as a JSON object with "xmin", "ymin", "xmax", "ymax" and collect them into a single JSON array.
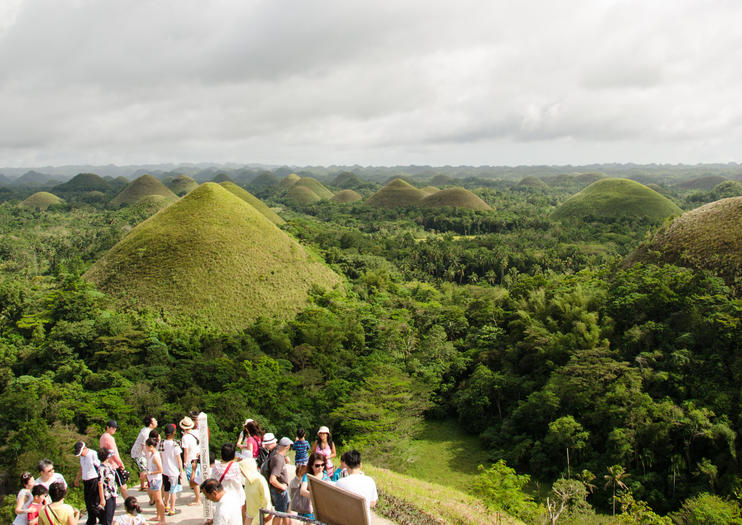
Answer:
[{"xmin": 308, "ymin": 476, "xmax": 370, "ymax": 525}]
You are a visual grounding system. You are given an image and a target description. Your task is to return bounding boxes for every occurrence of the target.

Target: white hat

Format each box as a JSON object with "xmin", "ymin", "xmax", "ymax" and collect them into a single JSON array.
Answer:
[
  {"xmin": 262, "ymin": 433, "xmax": 276, "ymax": 445},
  {"xmin": 317, "ymin": 426, "xmax": 330, "ymax": 435},
  {"xmin": 243, "ymin": 418, "xmax": 254, "ymax": 426},
  {"xmin": 179, "ymin": 416, "xmax": 195, "ymax": 430}
]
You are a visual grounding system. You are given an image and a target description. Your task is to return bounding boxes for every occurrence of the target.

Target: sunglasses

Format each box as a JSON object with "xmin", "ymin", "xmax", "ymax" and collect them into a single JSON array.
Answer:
[{"xmin": 313, "ymin": 463, "xmax": 326, "ymax": 468}]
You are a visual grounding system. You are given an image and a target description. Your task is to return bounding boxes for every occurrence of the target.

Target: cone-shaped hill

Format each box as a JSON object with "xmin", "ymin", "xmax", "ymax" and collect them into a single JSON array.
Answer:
[
  {"xmin": 279, "ymin": 173, "xmax": 302, "ymax": 189},
  {"xmin": 421, "ymin": 187, "xmax": 492, "ymax": 211},
  {"xmin": 518, "ymin": 176, "xmax": 548, "ymax": 188},
  {"xmin": 332, "ymin": 172, "xmax": 363, "ymax": 189},
  {"xmin": 110, "ymin": 175, "xmax": 179, "ymax": 208},
  {"xmin": 211, "ymin": 173, "xmax": 234, "ymax": 184},
  {"xmin": 294, "ymin": 177, "xmax": 334, "ymax": 199},
  {"xmin": 19, "ymin": 192, "xmax": 64, "ymax": 210},
  {"xmin": 421, "ymin": 186, "xmax": 439, "ymax": 196},
  {"xmin": 286, "ymin": 185, "xmax": 322, "ymax": 205},
  {"xmin": 219, "ymin": 182, "xmax": 285, "ymax": 225},
  {"xmin": 167, "ymin": 175, "xmax": 199, "ymax": 196},
  {"xmin": 366, "ymin": 178, "xmax": 426, "ymax": 207},
  {"xmin": 627, "ymin": 196, "xmax": 742, "ymax": 285},
  {"xmin": 53, "ymin": 173, "xmax": 111, "ymax": 193},
  {"xmin": 552, "ymin": 178, "xmax": 682, "ymax": 222},
  {"xmin": 331, "ymin": 189, "xmax": 362, "ymax": 203},
  {"xmin": 430, "ymin": 174, "xmax": 454, "ymax": 186},
  {"xmin": 85, "ymin": 183, "xmax": 341, "ymax": 329}
]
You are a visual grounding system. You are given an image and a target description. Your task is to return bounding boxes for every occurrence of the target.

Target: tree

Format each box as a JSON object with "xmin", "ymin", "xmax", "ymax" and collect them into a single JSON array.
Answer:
[
  {"xmin": 474, "ymin": 460, "xmax": 543, "ymax": 523},
  {"xmin": 546, "ymin": 478, "xmax": 589, "ymax": 524},
  {"xmin": 605, "ymin": 465, "xmax": 630, "ymax": 516},
  {"xmin": 547, "ymin": 415, "xmax": 589, "ymax": 478}
]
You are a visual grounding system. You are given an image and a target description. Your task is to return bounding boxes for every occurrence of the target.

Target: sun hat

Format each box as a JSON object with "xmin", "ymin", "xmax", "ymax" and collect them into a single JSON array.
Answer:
[
  {"xmin": 74, "ymin": 441, "xmax": 86, "ymax": 456},
  {"xmin": 262, "ymin": 433, "xmax": 276, "ymax": 445},
  {"xmin": 278, "ymin": 437, "xmax": 293, "ymax": 447},
  {"xmin": 179, "ymin": 416, "xmax": 195, "ymax": 430},
  {"xmin": 317, "ymin": 426, "xmax": 330, "ymax": 435},
  {"xmin": 243, "ymin": 418, "xmax": 254, "ymax": 426}
]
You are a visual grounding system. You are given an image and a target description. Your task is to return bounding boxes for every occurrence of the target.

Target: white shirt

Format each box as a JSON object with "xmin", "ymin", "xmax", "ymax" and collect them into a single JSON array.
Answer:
[
  {"xmin": 335, "ymin": 473, "xmax": 378, "ymax": 517},
  {"xmin": 160, "ymin": 439, "xmax": 183, "ymax": 477},
  {"xmin": 212, "ymin": 460, "xmax": 245, "ymax": 505},
  {"xmin": 213, "ymin": 490, "xmax": 242, "ymax": 525},
  {"xmin": 130, "ymin": 427, "xmax": 151, "ymax": 459},
  {"xmin": 35, "ymin": 472, "xmax": 67, "ymax": 490},
  {"xmin": 80, "ymin": 449, "xmax": 101, "ymax": 481},
  {"xmin": 182, "ymin": 432, "xmax": 199, "ymax": 463}
]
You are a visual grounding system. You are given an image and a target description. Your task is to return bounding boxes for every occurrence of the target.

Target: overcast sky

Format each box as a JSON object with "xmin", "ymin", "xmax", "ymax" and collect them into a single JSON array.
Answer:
[{"xmin": 1, "ymin": 0, "xmax": 741, "ymax": 167}]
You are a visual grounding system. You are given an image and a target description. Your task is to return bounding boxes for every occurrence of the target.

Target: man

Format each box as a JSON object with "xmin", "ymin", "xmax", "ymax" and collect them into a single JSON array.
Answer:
[
  {"xmin": 267, "ymin": 437, "xmax": 292, "ymax": 525},
  {"xmin": 99, "ymin": 419, "xmax": 129, "ymax": 498},
  {"xmin": 200, "ymin": 479, "xmax": 242, "ymax": 525},
  {"xmin": 73, "ymin": 441, "xmax": 101, "ymax": 525},
  {"xmin": 257, "ymin": 433, "xmax": 276, "ymax": 470},
  {"xmin": 130, "ymin": 416, "xmax": 157, "ymax": 491},
  {"xmin": 334, "ymin": 450, "xmax": 378, "ymax": 520},
  {"xmin": 35, "ymin": 459, "xmax": 67, "ymax": 490},
  {"xmin": 160, "ymin": 423, "xmax": 183, "ymax": 516},
  {"xmin": 180, "ymin": 416, "xmax": 201, "ymax": 506}
]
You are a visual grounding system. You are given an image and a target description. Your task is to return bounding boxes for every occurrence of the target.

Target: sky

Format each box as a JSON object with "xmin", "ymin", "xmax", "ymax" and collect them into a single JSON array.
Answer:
[{"xmin": 1, "ymin": 0, "xmax": 742, "ymax": 168}]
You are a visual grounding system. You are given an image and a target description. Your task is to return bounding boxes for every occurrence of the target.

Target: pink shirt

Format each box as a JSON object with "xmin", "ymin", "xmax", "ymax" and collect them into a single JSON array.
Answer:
[{"xmin": 100, "ymin": 432, "xmax": 124, "ymax": 469}]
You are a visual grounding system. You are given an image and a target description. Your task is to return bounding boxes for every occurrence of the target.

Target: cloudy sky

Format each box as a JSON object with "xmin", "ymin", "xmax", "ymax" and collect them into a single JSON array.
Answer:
[{"xmin": 1, "ymin": 0, "xmax": 741, "ymax": 167}]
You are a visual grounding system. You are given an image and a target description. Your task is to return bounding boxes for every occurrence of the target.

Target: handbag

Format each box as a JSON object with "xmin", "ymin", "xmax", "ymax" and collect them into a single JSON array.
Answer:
[
  {"xmin": 289, "ymin": 478, "xmax": 312, "ymax": 514},
  {"xmin": 116, "ymin": 467, "xmax": 131, "ymax": 484}
]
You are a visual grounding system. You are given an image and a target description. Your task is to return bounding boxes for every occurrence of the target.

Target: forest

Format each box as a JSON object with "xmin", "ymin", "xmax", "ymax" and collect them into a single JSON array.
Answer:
[{"xmin": 0, "ymin": 165, "xmax": 741, "ymax": 524}]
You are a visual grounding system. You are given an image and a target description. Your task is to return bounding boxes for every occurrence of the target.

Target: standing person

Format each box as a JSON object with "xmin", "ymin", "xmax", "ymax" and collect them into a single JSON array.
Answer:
[
  {"xmin": 235, "ymin": 419, "xmax": 252, "ymax": 459},
  {"xmin": 297, "ymin": 453, "xmax": 330, "ymax": 520},
  {"xmin": 242, "ymin": 421, "xmax": 263, "ymax": 460},
  {"xmin": 96, "ymin": 448, "xmax": 118, "ymax": 525},
  {"xmin": 100, "ymin": 420, "xmax": 129, "ymax": 499},
  {"xmin": 179, "ymin": 416, "xmax": 201, "ymax": 506},
  {"xmin": 113, "ymin": 497, "xmax": 146, "ymax": 525},
  {"xmin": 38, "ymin": 482, "xmax": 80, "ymax": 525},
  {"xmin": 267, "ymin": 437, "xmax": 292, "ymax": 525},
  {"xmin": 26, "ymin": 485, "xmax": 48, "ymax": 525},
  {"xmin": 312, "ymin": 426, "xmax": 336, "ymax": 477},
  {"xmin": 239, "ymin": 457, "xmax": 272, "ymax": 525},
  {"xmin": 35, "ymin": 459, "xmax": 67, "ymax": 490},
  {"xmin": 13, "ymin": 472, "xmax": 34, "ymax": 525},
  {"xmin": 159, "ymin": 424, "xmax": 183, "ymax": 516},
  {"xmin": 292, "ymin": 429, "xmax": 310, "ymax": 468},
  {"xmin": 334, "ymin": 450, "xmax": 378, "ymax": 520},
  {"xmin": 256, "ymin": 433, "xmax": 276, "ymax": 470},
  {"xmin": 211, "ymin": 443, "xmax": 244, "ymax": 508},
  {"xmin": 73, "ymin": 441, "xmax": 101, "ymax": 525},
  {"xmin": 145, "ymin": 438, "xmax": 166, "ymax": 525},
  {"xmin": 200, "ymin": 479, "xmax": 242, "ymax": 525},
  {"xmin": 130, "ymin": 417, "xmax": 157, "ymax": 492}
]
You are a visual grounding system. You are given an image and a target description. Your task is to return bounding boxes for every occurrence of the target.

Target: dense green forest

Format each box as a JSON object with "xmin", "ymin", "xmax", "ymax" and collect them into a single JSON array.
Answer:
[{"xmin": 1, "ymin": 168, "xmax": 741, "ymax": 524}]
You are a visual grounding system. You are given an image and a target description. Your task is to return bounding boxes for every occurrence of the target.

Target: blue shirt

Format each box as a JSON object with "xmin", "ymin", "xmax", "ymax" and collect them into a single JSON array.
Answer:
[{"xmin": 293, "ymin": 440, "xmax": 310, "ymax": 463}]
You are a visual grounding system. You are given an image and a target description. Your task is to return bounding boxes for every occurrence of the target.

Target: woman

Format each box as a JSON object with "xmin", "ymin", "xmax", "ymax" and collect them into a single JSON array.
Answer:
[
  {"xmin": 235, "ymin": 419, "xmax": 252, "ymax": 459},
  {"xmin": 298, "ymin": 453, "xmax": 330, "ymax": 520},
  {"xmin": 38, "ymin": 482, "xmax": 79, "ymax": 525},
  {"xmin": 238, "ymin": 457, "xmax": 272, "ymax": 525},
  {"xmin": 13, "ymin": 472, "xmax": 34, "ymax": 525},
  {"xmin": 240, "ymin": 421, "xmax": 263, "ymax": 460},
  {"xmin": 97, "ymin": 448, "xmax": 118, "ymax": 525},
  {"xmin": 312, "ymin": 426, "xmax": 336, "ymax": 477},
  {"xmin": 114, "ymin": 497, "xmax": 146, "ymax": 525},
  {"xmin": 145, "ymin": 437, "xmax": 166, "ymax": 524}
]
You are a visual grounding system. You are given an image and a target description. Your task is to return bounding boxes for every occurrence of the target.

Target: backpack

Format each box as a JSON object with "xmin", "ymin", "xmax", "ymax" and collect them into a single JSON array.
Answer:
[
  {"xmin": 259, "ymin": 448, "xmax": 276, "ymax": 481},
  {"xmin": 256, "ymin": 446, "xmax": 270, "ymax": 469}
]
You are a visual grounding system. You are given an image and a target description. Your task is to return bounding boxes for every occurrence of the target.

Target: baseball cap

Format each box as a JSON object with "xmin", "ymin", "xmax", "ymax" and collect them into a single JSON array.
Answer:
[
  {"xmin": 278, "ymin": 437, "xmax": 293, "ymax": 447},
  {"xmin": 74, "ymin": 441, "xmax": 86, "ymax": 456}
]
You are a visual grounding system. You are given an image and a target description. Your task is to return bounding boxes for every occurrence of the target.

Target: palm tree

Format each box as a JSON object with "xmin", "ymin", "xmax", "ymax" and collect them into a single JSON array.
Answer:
[{"xmin": 604, "ymin": 465, "xmax": 630, "ymax": 516}]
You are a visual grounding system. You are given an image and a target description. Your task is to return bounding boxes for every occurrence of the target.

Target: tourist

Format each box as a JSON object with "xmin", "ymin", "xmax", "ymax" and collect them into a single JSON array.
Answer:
[
  {"xmin": 97, "ymin": 448, "xmax": 118, "ymax": 525},
  {"xmin": 180, "ymin": 416, "xmax": 201, "ymax": 506},
  {"xmin": 257, "ymin": 432, "xmax": 276, "ymax": 469},
  {"xmin": 99, "ymin": 420, "xmax": 129, "ymax": 499},
  {"xmin": 211, "ymin": 443, "xmax": 245, "ymax": 509},
  {"xmin": 130, "ymin": 417, "xmax": 157, "ymax": 492},
  {"xmin": 113, "ymin": 497, "xmax": 146, "ymax": 525},
  {"xmin": 267, "ymin": 437, "xmax": 292, "ymax": 525},
  {"xmin": 312, "ymin": 426, "xmax": 336, "ymax": 477},
  {"xmin": 13, "ymin": 472, "xmax": 35, "ymax": 525},
  {"xmin": 235, "ymin": 419, "xmax": 252, "ymax": 459},
  {"xmin": 334, "ymin": 450, "xmax": 378, "ymax": 520},
  {"xmin": 35, "ymin": 459, "xmax": 67, "ymax": 490},
  {"xmin": 160, "ymin": 424, "xmax": 183, "ymax": 516},
  {"xmin": 238, "ymin": 457, "xmax": 272, "ymax": 525},
  {"xmin": 73, "ymin": 441, "xmax": 101, "ymax": 525},
  {"xmin": 38, "ymin": 482, "xmax": 79, "ymax": 525},
  {"xmin": 238, "ymin": 420, "xmax": 263, "ymax": 460},
  {"xmin": 292, "ymin": 429, "xmax": 310, "ymax": 468},
  {"xmin": 145, "ymin": 437, "xmax": 166, "ymax": 524},
  {"xmin": 201, "ymin": 479, "xmax": 242, "ymax": 525},
  {"xmin": 26, "ymin": 485, "xmax": 48, "ymax": 525},
  {"xmin": 298, "ymin": 453, "xmax": 330, "ymax": 520}
]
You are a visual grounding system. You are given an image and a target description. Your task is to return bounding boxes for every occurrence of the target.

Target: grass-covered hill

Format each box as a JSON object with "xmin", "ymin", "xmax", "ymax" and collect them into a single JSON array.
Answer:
[
  {"xmin": 711, "ymin": 180, "xmax": 742, "ymax": 199},
  {"xmin": 294, "ymin": 177, "xmax": 334, "ymax": 199},
  {"xmin": 53, "ymin": 173, "xmax": 112, "ymax": 193},
  {"xmin": 12, "ymin": 170, "xmax": 58, "ymax": 187},
  {"xmin": 430, "ymin": 174, "xmax": 454, "ymax": 186},
  {"xmin": 279, "ymin": 174, "xmax": 334, "ymax": 202},
  {"xmin": 19, "ymin": 191, "xmax": 64, "ymax": 210},
  {"xmin": 219, "ymin": 182, "xmax": 285, "ymax": 225},
  {"xmin": 286, "ymin": 184, "xmax": 322, "ymax": 204},
  {"xmin": 628, "ymin": 196, "xmax": 742, "ymax": 285},
  {"xmin": 247, "ymin": 172, "xmax": 280, "ymax": 195},
  {"xmin": 109, "ymin": 174, "xmax": 179, "ymax": 208},
  {"xmin": 331, "ymin": 171, "xmax": 363, "ymax": 189},
  {"xmin": 84, "ymin": 183, "xmax": 341, "ymax": 328},
  {"xmin": 421, "ymin": 186, "xmax": 439, "ymax": 196},
  {"xmin": 552, "ymin": 178, "xmax": 683, "ymax": 221},
  {"xmin": 421, "ymin": 187, "xmax": 492, "ymax": 211},
  {"xmin": 331, "ymin": 189, "xmax": 363, "ymax": 203},
  {"xmin": 210, "ymin": 173, "xmax": 234, "ymax": 184},
  {"xmin": 518, "ymin": 176, "xmax": 548, "ymax": 188},
  {"xmin": 676, "ymin": 175, "xmax": 727, "ymax": 190},
  {"xmin": 167, "ymin": 175, "xmax": 199, "ymax": 196},
  {"xmin": 279, "ymin": 173, "xmax": 302, "ymax": 189},
  {"xmin": 366, "ymin": 178, "xmax": 427, "ymax": 207}
]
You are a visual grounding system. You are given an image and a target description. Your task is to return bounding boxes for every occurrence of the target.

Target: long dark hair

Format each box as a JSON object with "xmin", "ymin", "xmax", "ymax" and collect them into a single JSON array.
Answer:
[
  {"xmin": 124, "ymin": 496, "xmax": 142, "ymax": 515},
  {"xmin": 315, "ymin": 430, "xmax": 333, "ymax": 451},
  {"xmin": 307, "ymin": 452, "xmax": 326, "ymax": 475},
  {"xmin": 246, "ymin": 420, "xmax": 262, "ymax": 438},
  {"xmin": 20, "ymin": 471, "xmax": 34, "ymax": 487}
]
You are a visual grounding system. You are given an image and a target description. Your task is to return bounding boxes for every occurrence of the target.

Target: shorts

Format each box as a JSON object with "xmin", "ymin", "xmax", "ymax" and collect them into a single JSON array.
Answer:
[
  {"xmin": 185, "ymin": 463, "xmax": 202, "ymax": 485},
  {"xmin": 148, "ymin": 477, "xmax": 163, "ymax": 491},
  {"xmin": 270, "ymin": 487, "xmax": 290, "ymax": 513},
  {"xmin": 134, "ymin": 457, "xmax": 148, "ymax": 473},
  {"xmin": 295, "ymin": 459, "xmax": 308, "ymax": 466},
  {"xmin": 165, "ymin": 475, "xmax": 182, "ymax": 494}
]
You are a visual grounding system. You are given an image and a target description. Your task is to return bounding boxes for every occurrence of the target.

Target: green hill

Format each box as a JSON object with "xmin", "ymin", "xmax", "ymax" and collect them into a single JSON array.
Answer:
[
  {"xmin": 247, "ymin": 172, "xmax": 280, "ymax": 194},
  {"xmin": 430, "ymin": 174, "xmax": 454, "ymax": 186},
  {"xmin": 110, "ymin": 175, "xmax": 179, "ymax": 208},
  {"xmin": 167, "ymin": 175, "xmax": 199, "ymax": 196},
  {"xmin": 331, "ymin": 189, "xmax": 362, "ymax": 203},
  {"xmin": 552, "ymin": 178, "xmax": 683, "ymax": 222},
  {"xmin": 219, "ymin": 182, "xmax": 285, "ymax": 225},
  {"xmin": 421, "ymin": 187, "xmax": 492, "ymax": 211},
  {"xmin": 517, "ymin": 176, "xmax": 548, "ymax": 188},
  {"xmin": 131, "ymin": 194, "xmax": 174, "ymax": 215},
  {"xmin": 677, "ymin": 175, "xmax": 727, "ymax": 190},
  {"xmin": 575, "ymin": 172, "xmax": 608, "ymax": 185},
  {"xmin": 278, "ymin": 173, "xmax": 301, "ymax": 189},
  {"xmin": 19, "ymin": 192, "xmax": 63, "ymax": 210},
  {"xmin": 286, "ymin": 184, "xmax": 322, "ymax": 205},
  {"xmin": 84, "ymin": 183, "xmax": 341, "ymax": 329},
  {"xmin": 711, "ymin": 180, "xmax": 742, "ymax": 199},
  {"xmin": 294, "ymin": 177, "xmax": 334, "ymax": 199},
  {"xmin": 628, "ymin": 196, "xmax": 742, "ymax": 285},
  {"xmin": 53, "ymin": 173, "xmax": 111, "ymax": 193},
  {"xmin": 420, "ymin": 186, "xmax": 439, "ymax": 196},
  {"xmin": 331, "ymin": 171, "xmax": 363, "ymax": 189},
  {"xmin": 366, "ymin": 178, "xmax": 426, "ymax": 208},
  {"xmin": 211, "ymin": 173, "xmax": 234, "ymax": 184}
]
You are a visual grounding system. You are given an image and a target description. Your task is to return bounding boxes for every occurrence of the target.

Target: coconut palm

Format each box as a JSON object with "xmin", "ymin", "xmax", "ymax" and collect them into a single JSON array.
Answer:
[{"xmin": 604, "ymin": 465, "xmax": 630, "ymax": 516}]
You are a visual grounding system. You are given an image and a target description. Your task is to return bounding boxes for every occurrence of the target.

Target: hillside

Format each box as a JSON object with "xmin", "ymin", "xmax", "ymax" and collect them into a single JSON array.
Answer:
[
  {"xmin": 331, "ymin": 189, "xmax": 363, "ymax": 203},
  {"xmin": 85, "ymin": 183, "xmax": 341, "ymax": 328},
  {"xmin": 167, "ymin": 175, "xmax": 199, "ymax": 196},
  {"xmin": 294, "ymin": 177, "xmax": 334, "ymax": 199},
  {"xmin": 517, "ymin": 176, "xmax": 548, "ymax": 188},
  {"xmin": 628, "ymin": 196, "xmax": 742, "ymax": 285},
  {"xmin": 332, "ymin": 171, "xmax": 363, "ymax": 188},
  {"xmin": 53, "ymin": 173, "xmax": 111, "ymax": 193},
  {"xmin": 286, "ymin": 184, "xmax": 322, "ymax": 204},
  {"xmin": 219, "ymin": 182, "xmax": 285, "ymax": 225},
  {"xmin": 279, "ymin": 173, "xmax": 301, "ymax": 189},
  {"xmin": 552, "ymin": 178, "xmax": 682, "ymax": 221},
  {"xmin": 366, "ymin": 178, "xmax": 426, "ymax": 207},
  {"xmin": 421, "ymin": 187, "xmax": 492, "ymax": 211},
  {"xmin": 19, "ymin": 192, "xmax": 64, "ymax": 210},
  {"xmin": 420, "ymin": 186, "xmax": 439, "ymax": 196},
  {"xmin": 109, "ymin": 175, "xmax": 179, "ymax": 208},
  {"xmin": 210, "ymin": 173, "xmax": 234, "ymax": 184},
  {"xmin": 13, "ymin": 170, "xmax": 58, "ymax": 187},
  {"xmin": 430, "ymin": 174, "xmax": 454, "ymax": 186},
  {"xmin": 677, "ymin": 175, "xmax": 727, "ymax": 190}
]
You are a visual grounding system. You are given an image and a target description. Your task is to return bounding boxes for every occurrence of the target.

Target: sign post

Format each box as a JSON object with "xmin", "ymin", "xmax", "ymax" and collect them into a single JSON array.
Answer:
[{"xmin": 198, "ymin": 411, "xmax": 213, "ymax": 520}]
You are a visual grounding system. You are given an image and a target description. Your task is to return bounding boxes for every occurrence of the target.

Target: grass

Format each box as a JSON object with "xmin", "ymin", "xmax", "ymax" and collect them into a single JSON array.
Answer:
[
  {"xmin": 53, "ymin": 173, "xmax": 112, "ymax": 193},
  {"xmin": 421, "ymin": 186, "xmax": 439, "ymax": 195},
  {"xmin": 332, "ymin": 189, "xmax": 363, "ymax": 203},
  {"xmin": 279, "ymin": 173, "xmax": 301, "ymax": 188},
  {"xmin": 332, "ymin": 172, "xmax": 363, "ymax": 188},
  {"xmin": 19, "ymin": 191, "xmax": 63, "ymax": 210},
  {"xmin": 219, "ymin": 181, "xmax": 285, "ymax": 225},
  {"xmin": 85, "ymin": 182, "xmax": 342, "ymax": 329},
  {"xmin": 518, "ymin": 176, "xmax": 548, "ymax": 188},
  {"xmin": 366, "ymin": 178, "xmax": 426, "ymax": 208},
  {"xmin": 286, "ymin": 184, "xmax": 322, "ymax": 204},
  {"xmin": 421, "ymin": 187, "xmax": 492, "ymax": 211},
  {"xmin": 294, "ymin": 177, "xmax": 334, "ymax": 199},
  {"xmin": 110, "ymin": 174, "xmax": 179, "ymax": 208},
  {"xmin": 167, "ymin": 174, "xmax": 199, "ymax": 196},
  {"xmin": 552, "ymin": 178, "xmax": 683, "ymax": 221}
]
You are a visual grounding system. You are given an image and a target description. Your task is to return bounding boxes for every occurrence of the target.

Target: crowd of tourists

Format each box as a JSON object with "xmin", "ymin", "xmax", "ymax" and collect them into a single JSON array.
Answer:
[{"xmin": 12, "ymin": 412, "xmax": 377, "ymax": 525}]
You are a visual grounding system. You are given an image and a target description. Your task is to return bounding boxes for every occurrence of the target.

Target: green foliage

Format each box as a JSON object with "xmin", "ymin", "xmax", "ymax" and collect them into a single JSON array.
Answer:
[
  {"xmin": 420, "ymin": 187, "xmax": 492, "ymax": 211},
  {"xmin": 672, "ymin": 493, "xmax": 742, "ymax": 524},
  {"xmin": 474, "ymin": 459, "xmax": 544, "ymax": 522}
]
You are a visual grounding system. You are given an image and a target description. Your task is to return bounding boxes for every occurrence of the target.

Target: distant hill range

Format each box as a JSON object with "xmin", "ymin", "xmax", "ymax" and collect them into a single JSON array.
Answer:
[
  {"xmin": 366, "ymin": 179, "xmax": 491, "ymax": 211},
  {"xmin": 166, "ymin": 175, "xmax": 199, "ymax": 196},
  {"xmin": 53, "ymin": 173, "xmax": 112, "ymax": 193},
  {"xmin": 676, "ymin": 175, "xmax": 727, "ymax": 190}
]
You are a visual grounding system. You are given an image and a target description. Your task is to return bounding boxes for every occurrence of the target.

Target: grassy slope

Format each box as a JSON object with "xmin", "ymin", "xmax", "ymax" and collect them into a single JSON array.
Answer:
[
  {"xmin": 110, "ymin": 174, "xmax": 179, "ymax": 207},
  {"xmin": 279, "ymin": 173, "xmax": 301, "ymax": 189},
  {"xmin": 553, "ymin": 178, "xmax": 682, "ymax": 221},
  {"xmin": 421, "ymin": 188, "xmax": 492, "ymax": 211},
  {"xmin": 366, "ymin": 178, "xmax": 426, "ymax": 207},
  {"xmin": 676, "ymin": 175, "xmax": 727, "ymax": 189},
  {"xmin": 518, "ymin": 176, "xmax": 548, "ymax": 188},
  {"xmin": 53, "ymin": 173, "xmax": 112, "ymax": 192},
  {"xmin": 167, "ymin": 175, "xmax": 199, "ymax": 196},
  {"xmin": 287, "ymin": 184, "xmax": 322, "ymax": 204},
  {"xmin": 85, "ymin": 183, "xmax": 341, "ymax": 329},
  {"xmin": 295, "ymin": 177, "xmax": 334, "ymax": 199},
  {"xmin": 219, "ymin": 182, "xmax": 285, "ymax": 224},
  {"xmin": 19, "ymin": 192, "xmax": 63, "ymax": 210},
  {"xmin": 332, "ymin": 189, "xmax": 363, "ymax": 203}
]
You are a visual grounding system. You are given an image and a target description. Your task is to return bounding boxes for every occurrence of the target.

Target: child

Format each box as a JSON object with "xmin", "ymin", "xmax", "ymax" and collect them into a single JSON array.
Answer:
[
  {"xmin": 145, "ymin": 437, "xmax": 166, "ymax": 524},
  {"xmin": 114, "ymin": 496, "xmax": 146, "ymax": 525},
  {"xmin": 26, "ymin": 485, "xmax": 48, "ymax": 525},
  {"xmin": 293, "ymin": 429, "xmax": 310, "ymax": 467}
]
